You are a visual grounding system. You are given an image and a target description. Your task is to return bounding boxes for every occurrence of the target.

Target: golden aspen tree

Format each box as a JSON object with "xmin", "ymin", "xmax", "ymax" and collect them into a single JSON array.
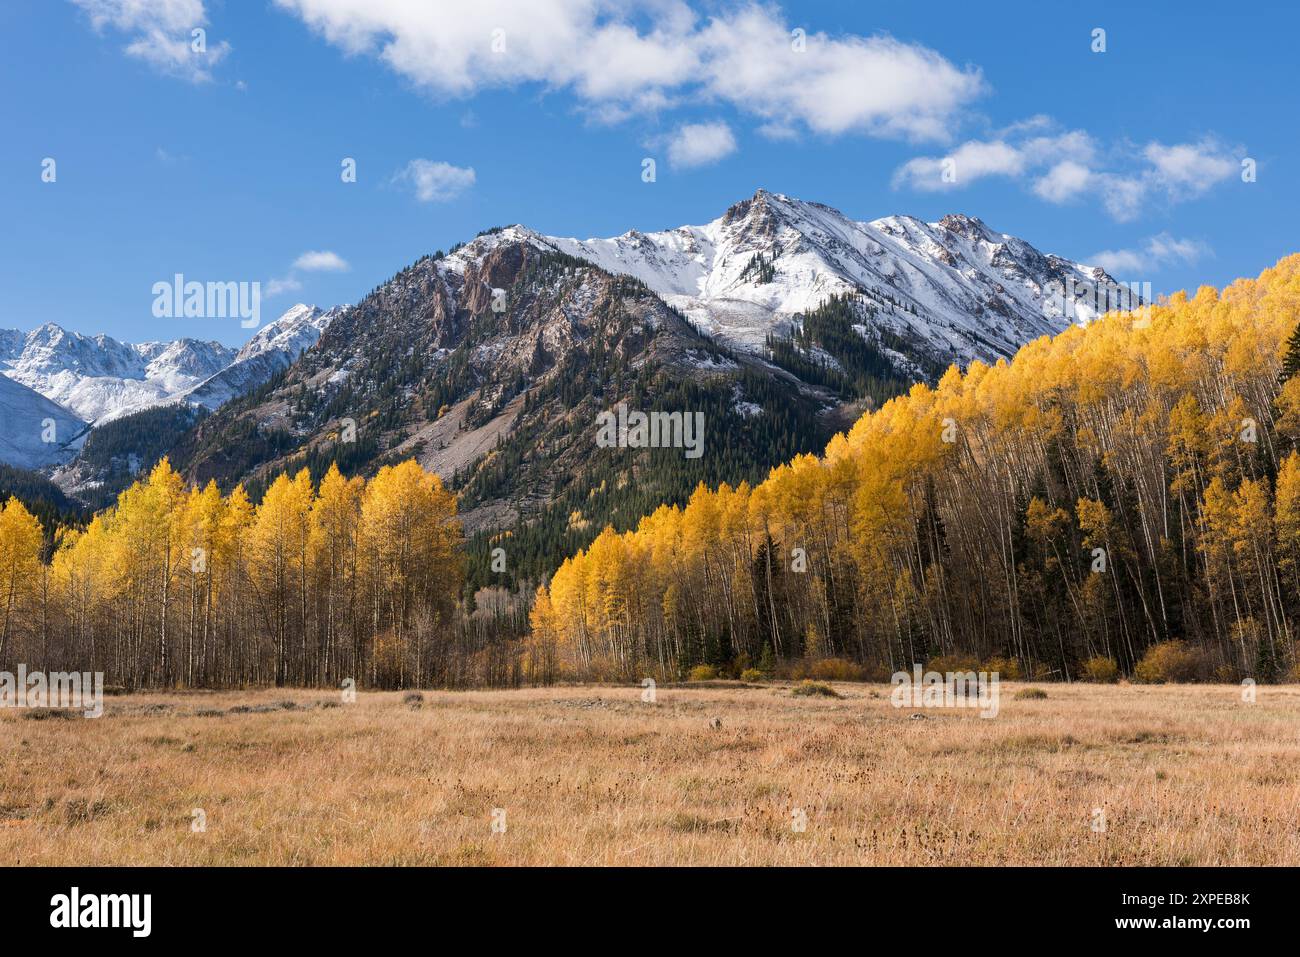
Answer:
[
  {"xmin": 249, "ymin": 473, "xmax": 311, "ymax": 686},
  {"xmin": 310, "ymin": 463, "xmax": 363, "ymax": 683},
  {"xmin": 0, "ymin": 497, "xmax": 43, "ymax": 667}
]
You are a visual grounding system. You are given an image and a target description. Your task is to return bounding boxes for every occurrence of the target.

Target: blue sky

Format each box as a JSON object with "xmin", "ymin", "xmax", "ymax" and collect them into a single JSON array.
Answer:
[{"xmin": 2, "ymin": 0, "xmax": 1296, "ymax": 346}]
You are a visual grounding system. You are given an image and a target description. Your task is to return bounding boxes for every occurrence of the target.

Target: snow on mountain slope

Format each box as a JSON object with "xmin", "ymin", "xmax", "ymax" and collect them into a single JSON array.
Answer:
[
  {"xmin": 235, "ymin": 303, "xmax": 341, "ymax": 364},
  {"xmin": 0, "ymin": 373, "xmax": 87, "ymax": 469},
  {"xmin": 0, "ymin": 305, "xmax": 340, "ymax": 426},
  {"xmin": 535, "ymin": 189, "xmax": 1134, "ymax": 368},
  {"xmin": 0, "ymin": 323, "xmax": 235, "ymax": 424},
  {"xmin": 182, "ymin": 304, "xmax": 344, "ymax": 410}
]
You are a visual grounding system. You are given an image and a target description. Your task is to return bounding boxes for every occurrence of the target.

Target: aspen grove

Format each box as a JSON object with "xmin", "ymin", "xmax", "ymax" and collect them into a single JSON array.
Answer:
[
  {"xmin": 5, "ymin": 257, "xmax": 1300, "ymax": 688},
  {"xmin": 528, "ymin": 255, "xmax": 1300, "ymax": 684},
  {"xmin": 0, "ymin": 460, "xmax": 461, "ymax": 688}
]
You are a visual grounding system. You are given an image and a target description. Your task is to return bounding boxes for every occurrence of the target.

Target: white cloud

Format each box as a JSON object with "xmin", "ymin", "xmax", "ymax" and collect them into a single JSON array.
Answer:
[
  {"xmin": 393, "ymin": 159, "xmax": 477, "ymax": 203},
  {"xmin": 892, "ymin": 139, "xmax": 1025, "ymax": 191},
  {"xmin": 895, "ymin": 129, "xmax": 1096, "ymax": 192},
  {"xmin": 665, "ymin": 121, "xmax": 736, "ymax": 168},
  {"xmin": 694, "ymin": 7, "xmax": 984, "ymax": 141},
  {"xmin": 1094, "ymin": 174, "xmax": 1146, "ymax": 223},
  {"xmin": 264, "ymin": 277, "xmax": 304, "ymax": 298},
  {"xmin": 1090, "ymin": 233, "xmax": 1211, "ymax": 275},
  {"xmin": 1143, "ymin": 138, "xmax": 1238, "ymax": 197},
  {"xmin": 1021, "ymin": 130, "xmax": 1097, "ymax": 166},
  {"xmin": 273, "ymin": 0, "xmax": 982, "ymax": 143},
  {"xmin": 1032, "ymin": 160, "xmax": 1092, "ymax": 202},
  {"xmin": 894, "ymin": 121, "xmax": 1241, "ymax": 221},
  {"xmin": 71, "ymin": 0, "xmax": 230, "ymax": 82},
  {"xmin": 292, "ymin": 250, "xmax": 350, "ymax": 272}
]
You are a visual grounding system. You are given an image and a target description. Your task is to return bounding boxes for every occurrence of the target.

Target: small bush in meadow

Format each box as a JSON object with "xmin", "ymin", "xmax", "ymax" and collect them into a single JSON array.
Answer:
[
  {"xmin": 791, "ymin": 680, "xmax": 840, "ymax": 698},
  {"xmin": 1015, "ymin": 687, "xmax": 1048, "ymax": 700},
  {"xmin": 1133, "ymin": 640, "xmax": 1210, "ymax": 683},
  {"xmin": 740, "ymin": 668, "xmax": 765, "ymax": 683},
  {"xmin": 1081, "ymin": 656, "xmax": 1119, "ymax": 683},
  {"xmin": 687, "ymin": 664, "xmax": 718, "ymax": 682}
]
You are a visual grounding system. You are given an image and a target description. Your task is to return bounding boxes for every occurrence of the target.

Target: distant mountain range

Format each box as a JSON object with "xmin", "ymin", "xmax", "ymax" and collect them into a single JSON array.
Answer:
[{"xmin": 0, "ymin": 303, "xmax": 341, "ymax": 468}]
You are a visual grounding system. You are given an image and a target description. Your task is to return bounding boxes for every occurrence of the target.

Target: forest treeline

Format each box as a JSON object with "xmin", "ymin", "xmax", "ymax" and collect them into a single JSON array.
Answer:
[
  {"xmin": 0, "ymin": 459, "xmax": 476, "ymax": 688},
  {"xmin": 527, "ymin": 255, "xmax": 1300, "ymax": 684},
  {"xmin": 6, "ymin": 256, "xmax": 1300, "ymax": 687}
]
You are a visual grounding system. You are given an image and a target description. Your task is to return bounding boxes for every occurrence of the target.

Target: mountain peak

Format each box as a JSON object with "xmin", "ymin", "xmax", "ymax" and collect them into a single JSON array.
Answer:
[
  {"xmin": 539, "ymin": 193, "xmax": 1132, "ymax": 363},
  {"xmin": 28, "ymin": 321, "xmax": 70, "ymax": 342},
  {"xmin": 937, "ymin": 213, "xmax": 992, "ymax": 241}
]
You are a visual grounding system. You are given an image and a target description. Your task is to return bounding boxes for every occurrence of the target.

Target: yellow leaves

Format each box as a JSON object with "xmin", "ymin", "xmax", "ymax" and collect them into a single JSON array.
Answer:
[
  {"xmin": 1274, "ymin": 377, "xmax": 1300, "ymax": 446},
  {"xmin": 1276, "ymin": 452, "xmax": 1300, "ymax": 574},
  {"xmin": 1075, "ymin": 498, "xmax": 1112, "ymax": 550},
  {"xmin": 0, "ymin": 497, "xmax": 43, "ymax": 589},
  {"xmin": 0, "ymin": 496, "xmax": 47, "ymax": 658},
  {"xmin": 1025, "ymin": 497, "xmax": 1071, "ymax": 544},
  {"xmin": 359, "ymin": 460, "xmax": 462, "ymax": 602},
  {"xmin": 1229, "ymin": 478, "xmax": 1272, "ymax": 557},
  {"xmin": 250, "ymin": 470, "xmax": 313, "ymax": 566}
]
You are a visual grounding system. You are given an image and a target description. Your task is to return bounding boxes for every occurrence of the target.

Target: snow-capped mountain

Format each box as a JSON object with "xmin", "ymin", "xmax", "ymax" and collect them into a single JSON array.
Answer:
[
  {"xmin": 182, "ymin": 303, "xmax": 345, "ymax": 410},
  {"xmin": 0, "ymin": 323, "xmax": 236, "ymax": 425},
  {"xmin": 503, "ymin": 189, "xmax": 1130, "ymax": 370},
  {"xmin": 0, "ymin": 373, "xmax": 87, "ymax": 470},
  {"xmin": 0, "ymin": 304, "xmax": 341, "ymax": 428}
]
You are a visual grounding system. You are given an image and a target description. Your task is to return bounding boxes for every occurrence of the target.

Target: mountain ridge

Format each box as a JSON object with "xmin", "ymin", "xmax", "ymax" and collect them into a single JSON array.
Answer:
[
  {"xmin": 488, "ymin": 189, "xmax": 1130, "ymax": 370},
  {"xmin": 0, "ymin": 303, "xmax": 341, "ymax": 430}
]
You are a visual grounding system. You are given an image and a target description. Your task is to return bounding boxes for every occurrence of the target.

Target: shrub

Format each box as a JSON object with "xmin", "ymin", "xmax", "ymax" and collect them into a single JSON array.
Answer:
[
  {"xmin": 982, "ymin": 656, "xmax": 1023, "ymax": 680},
  {"xmin": 740, "ymin": 668, "xmax": 765, "ymax": 683},
  {"xmin": 1214, "ymin": 664, "xmax": 1243, "ymax": 683},
  {"xmin": 687, "ymin": 664, "xmax": 718, "ymax": 682},
  {"xmin": 809, "ymin": 657, "xmax": 866, "ymax": 681},
  {"xmin": 857, "ymin": 660, "xmax": 895, "ymax": 682},
  {"xmin": 1133, "ymin": 641, "xmax": 1210, "ymax": 683},
  {"xmin": 1015, "ymin": 687, "xmax": 1048, "ymax": 700},
  {"xmin": 1081, "ymin": 656, "xmax": 1119, "ymax": 683},
  {"xmin": 927, "ymin": 654, "xmax": 981, "ymax": 675},
  {"xmin": 791, "ymin": 680, "xmax": 841, "ymax": 698}
]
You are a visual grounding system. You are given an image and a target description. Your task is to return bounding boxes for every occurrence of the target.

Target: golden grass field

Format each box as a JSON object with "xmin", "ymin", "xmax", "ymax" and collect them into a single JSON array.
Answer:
[{"xmin": 2, "ymin": 681, "xmax": 1298, "ymax": 866}]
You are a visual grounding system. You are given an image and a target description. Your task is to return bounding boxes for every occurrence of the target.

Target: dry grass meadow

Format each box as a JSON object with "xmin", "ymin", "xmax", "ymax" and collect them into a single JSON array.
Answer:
[{"xmin": 2, "ymin": 681, "xmax": 1299, "ymax": 866}]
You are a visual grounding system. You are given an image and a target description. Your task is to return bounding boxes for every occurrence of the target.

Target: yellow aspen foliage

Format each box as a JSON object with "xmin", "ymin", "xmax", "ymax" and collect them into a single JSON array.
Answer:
[{"xmin": 534, "ymin": 254, "xmax": 1300, "ymax": 681}]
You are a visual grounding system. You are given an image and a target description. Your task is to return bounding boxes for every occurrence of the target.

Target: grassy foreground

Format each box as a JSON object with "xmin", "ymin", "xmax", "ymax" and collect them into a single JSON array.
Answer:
[{"xmin": 2, "ymin": 682, "xmax": 1298, "ymax": 866}]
